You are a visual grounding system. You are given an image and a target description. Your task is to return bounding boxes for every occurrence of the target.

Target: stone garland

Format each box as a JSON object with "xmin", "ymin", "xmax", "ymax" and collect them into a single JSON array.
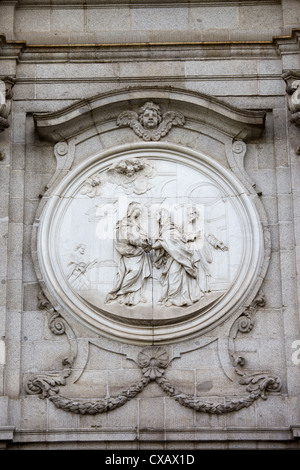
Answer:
[
  {"xmin": 27, "ymin": 372, "xmax": 151, "ymax": 415},
  {"xmin": 26, "ymin": 347, "xmax": 281, "ymax": 415},
  {"xmin": 157, "ymin": 374, "xmax": 281, "ymax": 414},
  {"xmin": 26, "ymin": 299, "xmax": 282, "ymax": 415}
]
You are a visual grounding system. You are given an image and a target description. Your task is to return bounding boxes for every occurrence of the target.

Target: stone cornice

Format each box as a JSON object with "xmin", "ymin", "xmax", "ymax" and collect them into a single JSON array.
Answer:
[
  {"xmin": 0, "ymin": 34, "xmax": 25, "ymax": 58},
  {"xmin": 19, "ymin": 29, "xmax": 300, "ymax": 49},
  {"xmin": 14, "ymin": 0, "xmax": 281, "ymax": 6},
  {"xmin": 33, "ymin": 85, "xmax": 266, "ymax": 143},
  {"xmin": 0, "ymin": 29, "xmax": 299, "ymax": 61}
]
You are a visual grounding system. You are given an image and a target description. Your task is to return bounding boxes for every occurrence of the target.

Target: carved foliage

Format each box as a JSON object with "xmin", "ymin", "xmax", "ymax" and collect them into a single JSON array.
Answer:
[
  {"xmin": 25, "ymin": 359, "xmax": 72, "ymax": 399},
  {"xmin": 26, "ymin": 292, "xmax": 281, "ymax": 416},
  {"xmin": 49, "ymin": 377, "xmax": 151, "ymax": 415},
  {"xmin": 157, "ymin": 373, "xmax": 280, "ymax": 414},
  {"xmin": 26, "ymin": 339, "xmax": 281, "ymax": 416}
]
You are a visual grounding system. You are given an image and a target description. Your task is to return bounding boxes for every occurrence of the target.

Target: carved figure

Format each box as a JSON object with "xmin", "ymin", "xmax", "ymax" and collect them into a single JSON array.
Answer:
[
  {"xmin": 80, "ymin": 157, "xmax": 156, "ymax": 197},
  {"xmin": 153, "ymin": 208, "xmax": 201, "ymax": 307},
  {"xmin": 117, "ymin": 101, "xmax": 185, "ymax": 141},
  {"xmin": 67, "ymin": 244, "xmax": 97, "ymax": 290},
  {"xmin": 183, "ymin": 205, "xmax": 228, "ymax": 293},
  {"xmin": 106, "ymin": 157, "xmax": 156, "ymax": 194},
  {"xmin": 287, "ymin": 80, "xmax": 300, "ymax": 114},
  {"xmin": 0, "ymin": 77, "xmax": 15, "ymax": 132},
  {"xmin": 106, "ymin": 202, "xmax": 152, "ymax": 306}
]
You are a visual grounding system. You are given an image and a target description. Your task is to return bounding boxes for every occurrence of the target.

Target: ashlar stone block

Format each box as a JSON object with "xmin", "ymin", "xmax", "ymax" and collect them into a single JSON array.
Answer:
[
  {"xmin": 51, "ymin": 8, "xmax": 84, "ymax": 32},
  {"xmin": 15, "ymin": 8, "xmax": 51, "ymax": 33},
  {"xmin": 132, "ymin": 7, "xmax": 188, "ymax": 31},
  {"xmin": 86, "ymin": 7, "xmax": 131, "ymax": 32}
]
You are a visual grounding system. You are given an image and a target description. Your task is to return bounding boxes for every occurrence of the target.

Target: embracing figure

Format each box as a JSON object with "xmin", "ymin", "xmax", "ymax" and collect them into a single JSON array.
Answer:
[
  {"xmin": 106, "ymin": 202, "xmax": 152, "ymax": 307},
  {"xmin": 152, "ymin": 208, "xmax": 202, "ymax": 307},
  {"xmin": 183, "ymin": 205, "xmax": 228, "ymax": 293}
]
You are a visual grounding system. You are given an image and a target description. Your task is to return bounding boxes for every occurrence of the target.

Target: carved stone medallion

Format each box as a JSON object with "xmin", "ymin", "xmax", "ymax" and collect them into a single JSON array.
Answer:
[{"xmin": 34, "ymin": 143, "xmax": 265, "ymax": 343}]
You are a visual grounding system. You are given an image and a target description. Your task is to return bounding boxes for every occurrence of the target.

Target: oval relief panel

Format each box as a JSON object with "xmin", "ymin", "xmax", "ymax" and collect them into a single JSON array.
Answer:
[{"xmin": 36, "ymin": 143, "xmax": 265, "ymax": 344}]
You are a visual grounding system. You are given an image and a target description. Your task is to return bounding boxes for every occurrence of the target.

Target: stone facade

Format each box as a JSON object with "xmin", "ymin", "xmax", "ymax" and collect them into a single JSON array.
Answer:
[{"xmin": 1, "ymin": 0, "xmax": 300, "ymax": 450}]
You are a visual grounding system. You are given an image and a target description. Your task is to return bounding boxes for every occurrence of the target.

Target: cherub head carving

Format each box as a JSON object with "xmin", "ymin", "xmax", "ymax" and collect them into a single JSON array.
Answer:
[
  {"xmin": 117, "ymin": 101, "xmax": 185, "ymax": 141},
  {"xmin": 138, "ymin": 102, "xmax": 162, "ymax": 130}
]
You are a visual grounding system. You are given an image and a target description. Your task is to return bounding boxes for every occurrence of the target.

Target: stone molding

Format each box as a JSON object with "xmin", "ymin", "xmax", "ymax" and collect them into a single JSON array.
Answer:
[
  {"xmin": 16, "ymin": 0, "xmax": 281, "ymax": 5},
  {"xmin": 0, "ymin": 426, "xmax": 15, "ymax": 446},
  {"xmin": 33, "ymin": 86, "xmax": 265, "ymax": 144}
]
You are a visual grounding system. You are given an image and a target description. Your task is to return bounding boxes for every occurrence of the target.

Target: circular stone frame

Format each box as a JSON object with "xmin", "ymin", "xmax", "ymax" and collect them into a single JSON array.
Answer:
[{"xmin": 34, "ymin": 143, "xmax": 266, "ymax": 344}]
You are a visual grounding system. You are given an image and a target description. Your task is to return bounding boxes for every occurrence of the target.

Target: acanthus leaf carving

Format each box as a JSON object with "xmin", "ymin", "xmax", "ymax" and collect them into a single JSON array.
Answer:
[
  {"xmin": 239, "ymin": 372, "xmax": 282, "ymax": 400},
  {"xmin": 25, "ymin": 358, "xmax": 73, "ymax": 399}
]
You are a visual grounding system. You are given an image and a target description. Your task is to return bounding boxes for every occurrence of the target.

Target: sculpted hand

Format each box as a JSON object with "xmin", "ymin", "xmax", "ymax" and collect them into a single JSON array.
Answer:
[{"xmin": 152, "ymin": 240, "xmax": 162, "ymax": 249}]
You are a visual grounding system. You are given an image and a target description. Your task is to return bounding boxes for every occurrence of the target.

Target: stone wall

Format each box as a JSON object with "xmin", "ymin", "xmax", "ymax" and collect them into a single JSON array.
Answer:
[{"xmin": 0, "ymin": 0, "xmax": 300, "ymax": 450}]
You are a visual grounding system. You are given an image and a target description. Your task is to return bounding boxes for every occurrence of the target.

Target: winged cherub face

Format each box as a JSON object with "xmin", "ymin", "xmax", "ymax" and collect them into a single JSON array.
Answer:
[{"xmin": 141, "ymin": 108, "xmax": 160, "ymax": 130}]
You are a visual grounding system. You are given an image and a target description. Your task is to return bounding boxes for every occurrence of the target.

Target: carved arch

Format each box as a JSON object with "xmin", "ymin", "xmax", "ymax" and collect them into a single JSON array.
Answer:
[{"xmin": 34, "ymin": 85, "xmax": 265, "ymax": 144}]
